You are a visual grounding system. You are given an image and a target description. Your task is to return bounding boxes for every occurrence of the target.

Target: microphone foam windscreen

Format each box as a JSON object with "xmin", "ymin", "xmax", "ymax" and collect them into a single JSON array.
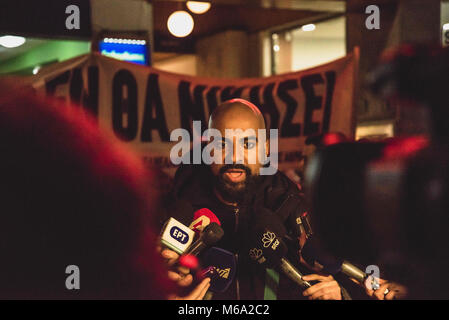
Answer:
[
  {"xmin": 202, "ymin": 222, "xmax": 224, "ymax": 246},
  {"xmin": 189, "ymin": 208, "xmax": 221, "ymax": 234},
  {"xmin": 247, "ymin": 217, "xmax": 288, "ymax": 268},
  {"xmin": 194, "ymin": 208, "xmax": 221, "ymax": 225}
]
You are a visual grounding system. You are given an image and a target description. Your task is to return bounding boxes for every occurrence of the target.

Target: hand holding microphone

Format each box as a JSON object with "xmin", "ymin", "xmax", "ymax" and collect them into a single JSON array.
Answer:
[
  {"xmin": 299, "ymin": 236, "xmax": 408, "ymax": 299},
  {"xmin": 158, "ymin": 217, "xmax": 196, "ymax": 290},
  {"xmin": 246, "ymin": 213, "xmax": 343, "ymax": 299},
  {"xmin": 159, "ymin": 209, "xmax": 224, "ymax": 299},
  {"xmin": 364, "ymin": 278, "xmax": 408, "ymax": 300}
]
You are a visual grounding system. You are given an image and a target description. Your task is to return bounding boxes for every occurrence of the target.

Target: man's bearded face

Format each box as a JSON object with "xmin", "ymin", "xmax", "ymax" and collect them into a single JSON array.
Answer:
[
  {"xmin": 209, "ymin": 134, "xmax": 265, "ymax": 203},
  {"xmin": 208, "ymin": 101, "xmax": 268, "ymax": 203}
]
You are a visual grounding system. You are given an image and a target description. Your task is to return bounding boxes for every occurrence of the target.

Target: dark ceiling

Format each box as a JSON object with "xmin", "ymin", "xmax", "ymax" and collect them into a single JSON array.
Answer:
[
  {"xmin": 0, "ymin": 0, "xmax": 400, "ymax": 60},
  {"xmin": 150, "ymin": 0, "xmax": 347, "ymax": 52},
  {"xmin": 149, "ymin": 0, "xmax": 401, "ymax": 51}
]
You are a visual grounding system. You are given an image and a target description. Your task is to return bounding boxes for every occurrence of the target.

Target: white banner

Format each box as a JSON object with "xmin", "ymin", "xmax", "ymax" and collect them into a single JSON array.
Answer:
[{"xmin": 31, "ymin": 50, "xmax": 359, "ymax": 176}]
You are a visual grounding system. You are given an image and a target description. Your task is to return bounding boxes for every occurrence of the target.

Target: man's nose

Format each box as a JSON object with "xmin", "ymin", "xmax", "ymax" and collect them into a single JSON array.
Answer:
[
  {"xmin": 223, "ymin": 140, "xmax": 244, "ymax": 164},
  {"xmin": 233, "ymin": 143, "xmax": 245, "ymax": 164}
]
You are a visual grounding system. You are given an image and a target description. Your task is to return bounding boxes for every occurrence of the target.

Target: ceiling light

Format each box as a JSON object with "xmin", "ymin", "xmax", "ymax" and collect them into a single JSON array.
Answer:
[
  {"xmin": 186, "ymin": 1, "xmax": 211, "ymax": 14},
  {"xmin": 273, "ymin": 44, "xmax": 280, "ymax": 52},
  {"xmin": 167, "ymin": 11, "xmax": 194, "ymax": 38},
  {"xmin": 0, "ymin": 35, "xmax": 26, "ymax": 48},
  {"xmin": 302, "ymin": 24, "xmax": 316, "ymax": 32},
  {"xmin": 32, "ymin": 66, "xmax": 41, "ymax": 75}
]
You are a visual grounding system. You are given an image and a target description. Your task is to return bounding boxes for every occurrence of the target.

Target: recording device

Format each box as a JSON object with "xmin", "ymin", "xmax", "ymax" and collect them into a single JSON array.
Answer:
[
  {"xmin": 201, "ymin": 247, "xmax": 236, "ymax": 293},
  {"xmin": 160, "ymin": 217, "xmax": 195, "ymax": 255},
  {"xmin": 247, "ymin": 216, "xmax": 314, "ymax": 290}
]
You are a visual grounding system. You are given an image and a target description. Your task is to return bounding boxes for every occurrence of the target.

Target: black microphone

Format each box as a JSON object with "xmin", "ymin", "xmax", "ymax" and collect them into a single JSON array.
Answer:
[
  {"xmin": 184, "ymin": 222, "xmax": 224, "ymax": 256},
  {"xmin": 247, "ymin": 215, "xmax": 314, "ymax": 290},
  {"xmin": 201, "ymin": 247, "xmax": 237, "ymax": 293},
  {"xmin": 301, "ymin": 237, "xmax": 382, "ymax": 290}
]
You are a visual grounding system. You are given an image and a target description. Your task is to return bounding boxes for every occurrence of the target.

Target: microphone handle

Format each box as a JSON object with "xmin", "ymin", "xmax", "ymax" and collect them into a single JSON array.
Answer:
[
  {"xmin": 184, "ymin": 240, "xmax": 207, "ymax": 257},
  {"xmin": 279, "ymin": 258, "xmax": 313, "ymax": 290},
  {"xmin": 340, "ymin": 261, "xmax": 366, "ymax": 284},
  {"xmin": 340, "ymin": 261, "xmax": 390, "ymax": 295}
]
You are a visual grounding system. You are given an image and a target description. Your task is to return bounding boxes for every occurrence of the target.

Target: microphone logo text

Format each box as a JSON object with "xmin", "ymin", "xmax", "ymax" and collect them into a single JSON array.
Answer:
[
  {"xmin": 249, "ymin": 248, "xmax": 263, "ymax": 260},
  {"xmin": 214, "ymin": 267, "xmax": 231, "ymax": 279},
  {"xmin": 170, "ymin": 226, "xmax": 190, "ymax": 244},
  {"xmin": 262, "ymin": 231, "xmax": 279, "ymax": 249}
]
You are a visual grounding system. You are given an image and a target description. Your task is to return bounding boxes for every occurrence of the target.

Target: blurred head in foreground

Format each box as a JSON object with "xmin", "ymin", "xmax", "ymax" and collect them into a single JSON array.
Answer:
[{"xmin": 0, "ymin": 82, "xmax": 172, "ymax": 299}]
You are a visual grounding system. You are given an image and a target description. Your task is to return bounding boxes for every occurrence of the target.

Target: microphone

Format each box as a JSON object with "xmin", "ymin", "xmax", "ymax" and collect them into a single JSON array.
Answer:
[
  {"xmin": 160, "ymin": 217, "xmax": 196, "ymax": 255},
  {"xmin": 170, "ymin": 222, "xmax": 224, "ymax": 286},
  {"xmin": 184, "ymin": 222, "xmax": 224, "ymax": 257},
  {"xmin": 175, "ymin": 223, "xmax": 225, "ymax": 297},
  {"xmin": 200, "ymin": 247, "xmax": 236, "ymax": 293},
  {"xmin": 161, "ymin": 207, "xmax": 220, "ymax": 255},
  {"xmin": 301, "ymin": 237, "xmax": 383, "ymax": 290},
  {"xmin": 247, "ymin": 215, "xmax": 314, "ymax": 290},
  {"xmin": 189, "ymin": 208, "xmax": 221, "ymax": 235}
]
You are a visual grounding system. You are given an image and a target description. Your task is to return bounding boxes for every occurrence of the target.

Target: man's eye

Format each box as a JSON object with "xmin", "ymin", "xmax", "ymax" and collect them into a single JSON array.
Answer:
[{"xmin": 244, "ymin": 142, "xmax": 256, "ymax": 149}]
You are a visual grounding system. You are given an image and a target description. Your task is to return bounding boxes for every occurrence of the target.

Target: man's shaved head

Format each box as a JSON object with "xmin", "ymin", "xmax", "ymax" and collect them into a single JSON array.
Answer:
[
  {"xmin": 209, "ymin": 98, "xmax": 266, "ymax": 132},
  {"xmin": 207, "ymin": 98, "xmax": 267, "ymax": 204}
]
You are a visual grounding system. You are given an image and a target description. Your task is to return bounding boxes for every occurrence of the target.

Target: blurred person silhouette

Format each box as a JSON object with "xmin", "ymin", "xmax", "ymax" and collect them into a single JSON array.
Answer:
[
  {"xmin": 304, "ymin": 44, "xmax": 449, "ymax": 299},
  {"xmin": 0, "ymin": 81, "xmax": 173, "ymax": 299},
  {"xmin": 367, "ymin": 43, "xmax": 449, "ymax": 299}
]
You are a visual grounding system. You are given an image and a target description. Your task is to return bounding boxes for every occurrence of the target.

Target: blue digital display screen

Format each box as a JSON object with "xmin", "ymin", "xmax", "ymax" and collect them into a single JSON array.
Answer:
[{"xmin": 99, "ymin": 39, "xmax": 150, "ymax": 65}]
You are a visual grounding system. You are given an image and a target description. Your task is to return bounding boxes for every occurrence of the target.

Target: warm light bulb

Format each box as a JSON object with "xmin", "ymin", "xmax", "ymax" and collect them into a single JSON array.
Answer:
[
  {"xmin": 0, "ymin": 35, "xmax": 26, "ymax": 48},
  {"xmin": 186, "ymin": 1, "xmax": 211, "ymax": 14},
  {"xmin": 167, "ymin": 11, "xmax": 194, "ymax": 37},
  {"xmin": 302, "ymin": 24, "xmax": 316, "ymax": 32}
]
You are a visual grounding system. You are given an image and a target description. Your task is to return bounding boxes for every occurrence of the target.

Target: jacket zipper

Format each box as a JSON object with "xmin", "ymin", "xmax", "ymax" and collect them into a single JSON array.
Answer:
[{"xmin": 234, "ymin": 207, "xmax": 240, "ymax": 300}]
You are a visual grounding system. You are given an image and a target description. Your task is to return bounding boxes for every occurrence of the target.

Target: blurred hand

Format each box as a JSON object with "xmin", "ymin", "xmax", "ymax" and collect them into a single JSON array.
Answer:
[
  {"xmin": 365, "ymin": 278, "xmax": 408, "ymax": 300},
  {"xmin": 168, "ymin": 277, "xmax": 211, "ymax": 300},
  {"xmin": 160, "ymin": 248, "xmax": 193, "ymax": 287},
  {"xmin": 302, "ymin": 274, "xmax": 342, "ymax": 300},
  {"xmin": 158, "ymin": 246, "xmax": 211, "ymax": 300}
]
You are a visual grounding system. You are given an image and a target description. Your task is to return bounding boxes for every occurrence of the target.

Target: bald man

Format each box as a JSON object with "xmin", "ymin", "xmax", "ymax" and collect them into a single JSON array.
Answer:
[
  {"xmin": 208, "ymin": 99, "xmax": 269, "ymax": 204},
  {"xmin": 160, "ymin": 99, "xmax": 345, "ymax": 300}
]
